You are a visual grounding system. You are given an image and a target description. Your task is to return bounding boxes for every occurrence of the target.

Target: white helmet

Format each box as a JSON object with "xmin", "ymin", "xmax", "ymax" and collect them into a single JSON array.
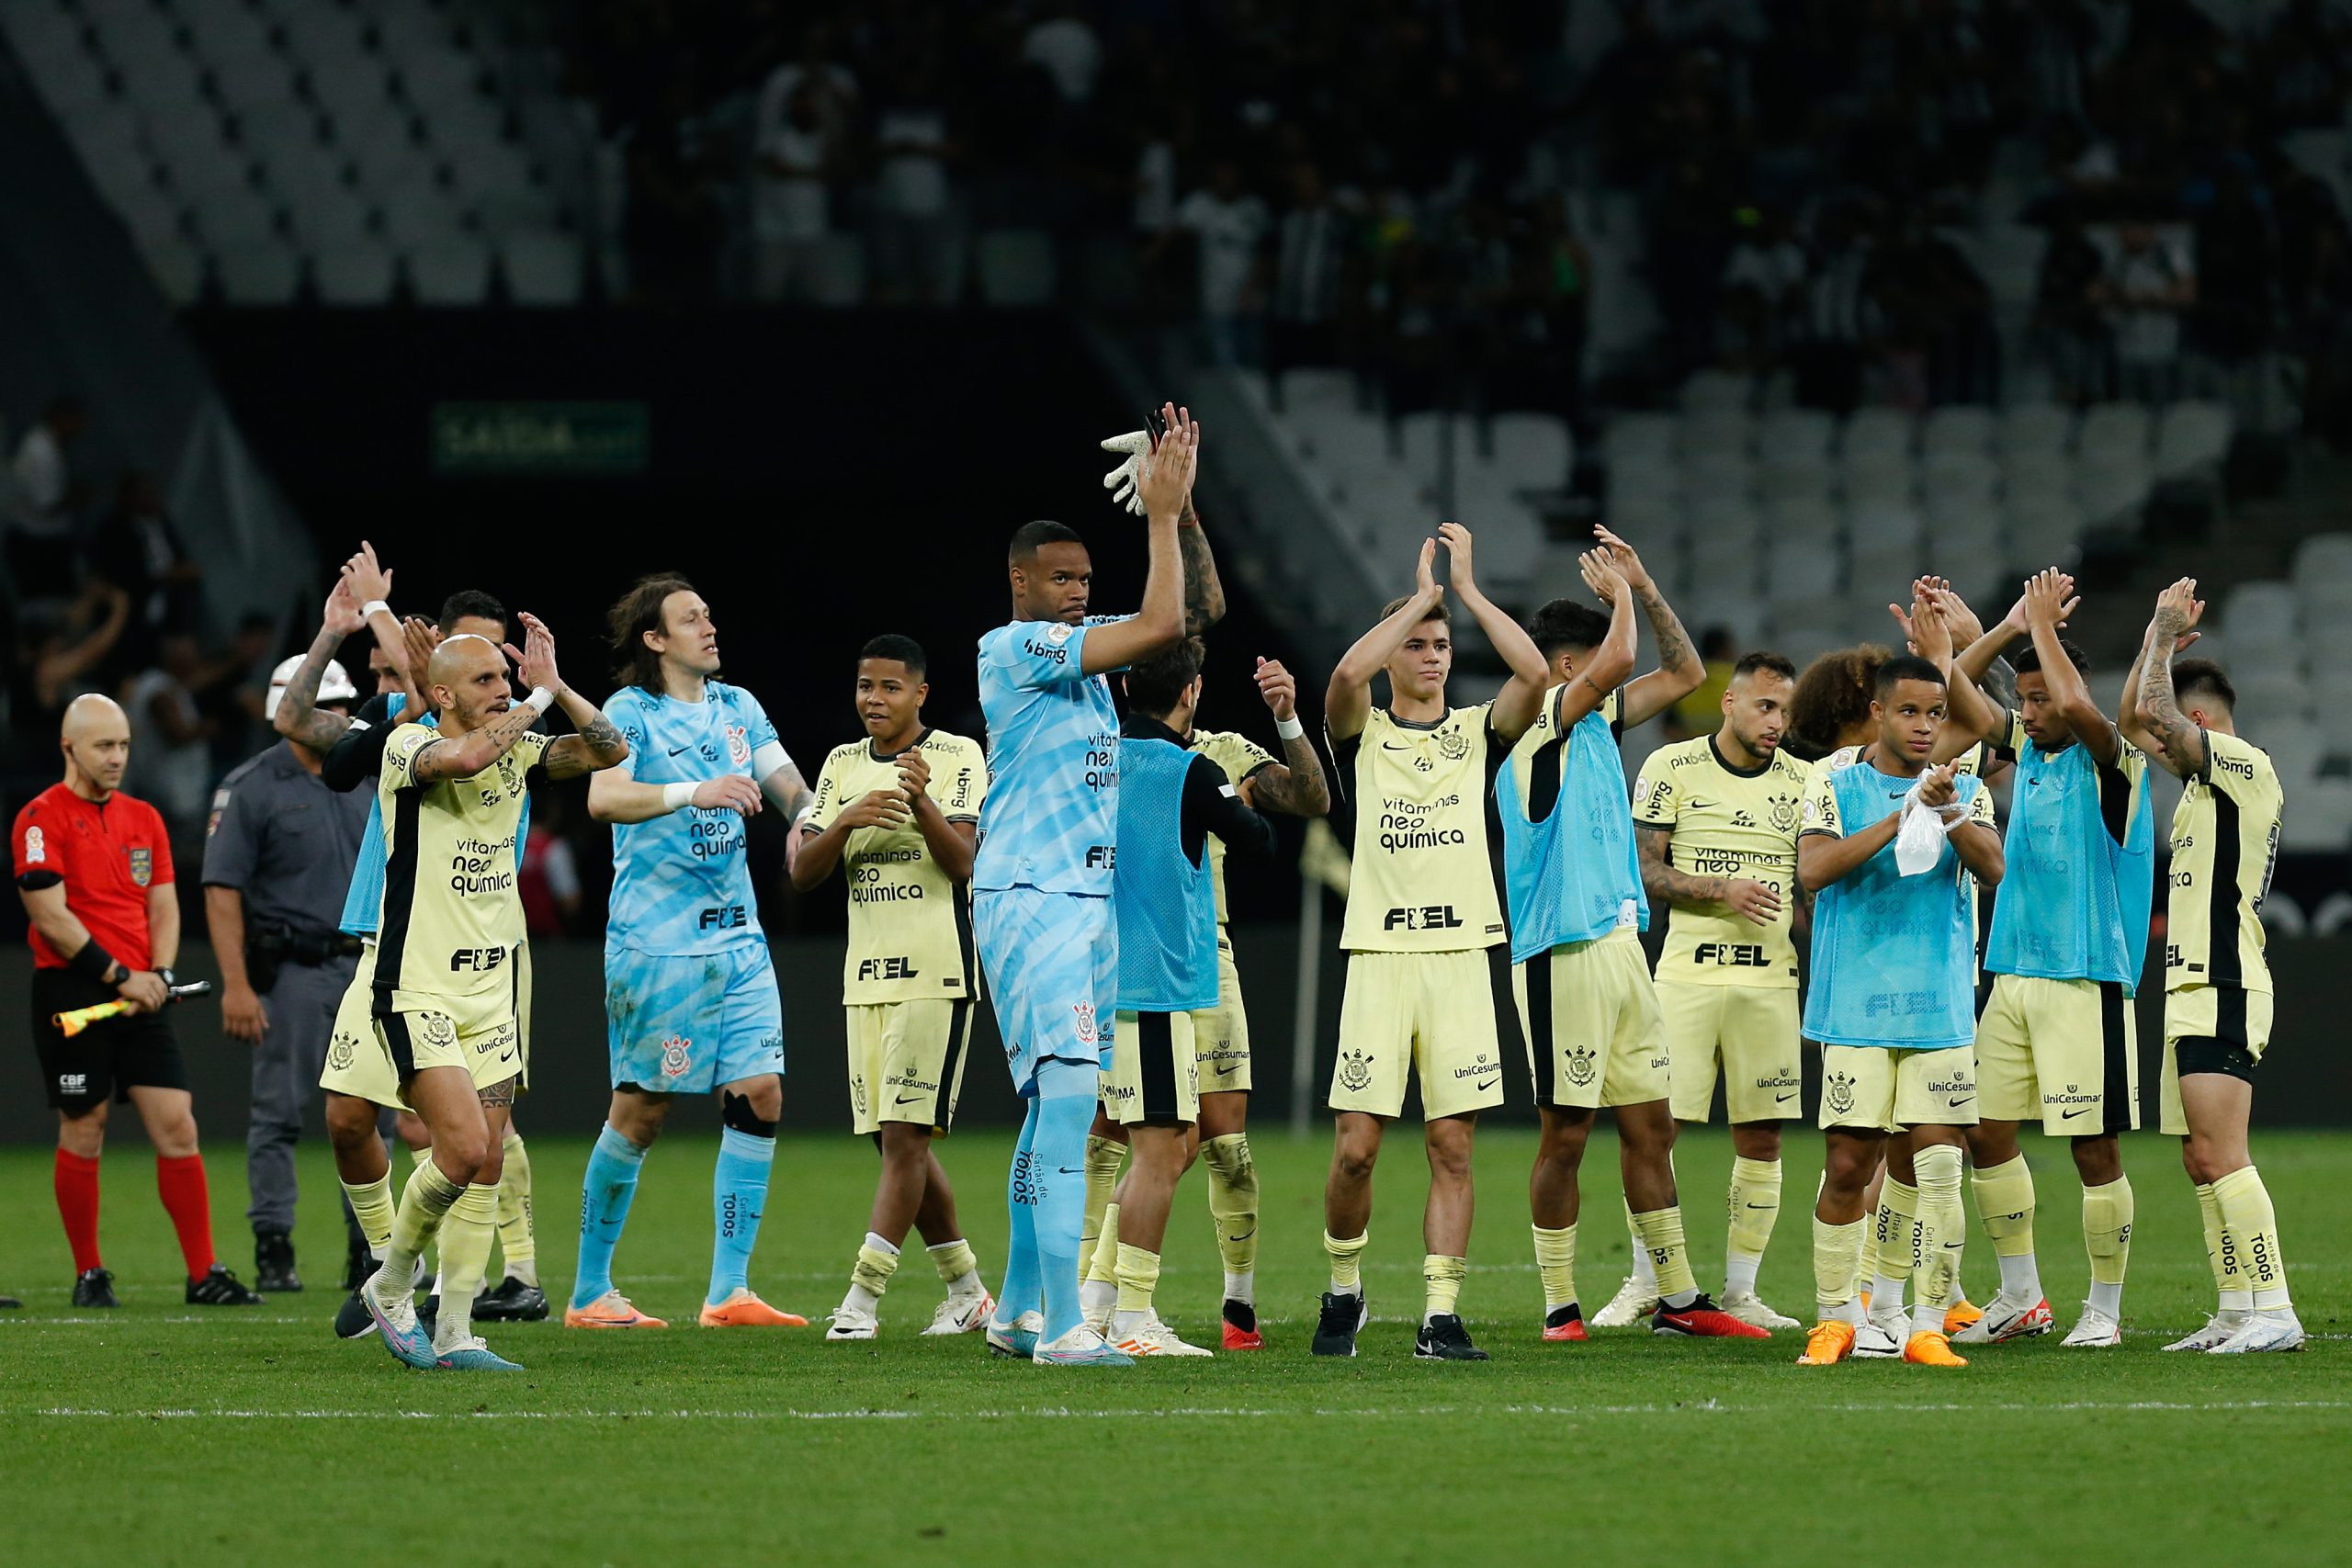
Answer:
[{"xmin": 266, "ymin": 654, "xmax": 360, "ymax": 720}]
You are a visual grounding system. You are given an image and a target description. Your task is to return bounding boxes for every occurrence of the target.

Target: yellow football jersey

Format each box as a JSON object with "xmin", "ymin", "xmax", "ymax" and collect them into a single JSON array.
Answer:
[
  {"xmin": 1335, "ymin": 704, "xmax": 1506, "ymax": 953},
  {"xmin": 1190, "ymin": 728, "xmax": 1278, "ymax": 924},
  {"xmin": 1633, "ymin": 736, "xmax": 1811, "ymax": 987},
  {"xmin": 806, "ymin": 728, "xmax": 988, "ymax": 1003},
  {"xmin": 375, "ymin": 723, "xmax": 549, "ymax": 998},
  {"xmin": 2164, "ymin": 728, "xmax": 2280, "ymax": 995}
]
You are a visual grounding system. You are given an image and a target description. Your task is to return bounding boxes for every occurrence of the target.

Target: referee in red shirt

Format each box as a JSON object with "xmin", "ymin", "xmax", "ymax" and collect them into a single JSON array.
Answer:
[{"xmin": 13, "ymin": 694, "xmax": 261, "ymax": 1307}]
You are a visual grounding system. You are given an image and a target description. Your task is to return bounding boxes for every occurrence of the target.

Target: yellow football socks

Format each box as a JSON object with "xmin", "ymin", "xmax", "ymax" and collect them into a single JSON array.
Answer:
[
  {"xmin": 1910, "ymin": 1144, "xmax": 1965, "ymax": 1335},
  {"xmin": 2083, "ymin": 1174, "xmax": 2133, "ymax": 1315},
  {"xmin": 1079, "ymin": 1134, "xmax": 1125, "ymax": 1272},
  {"xmin": 1325, "ymin": 1229, "xmax": 1367, "ymax": 1296},
  {"xmin": 2212, "ymin": 1166, "xmax": 2291, "ymax": 1309},
  {"xmin": 342, "ymin": 1172, "xmax": 395, "ymax": 1258},
  {"xmin": 1532, "ymin": 1223, "xmax": 1578, "ymax": 1312},
  {"xmin": 380, "ymin": 1158, "xmax": 464, "ymax": 1303},
  {"xmin": 2195, "ymin": 1182, "xmax": 2252, "ymax": 1310},
  {"xmin": 432, "ymin": 1182, "xmax": 499, "ymax": 1353},
  {"xmin": 852, "ymin": 1235, "xmax": 901, "ymax": 1300},
  {"xmin": 1871, "ymin": 1179, "xmax": 1920, "ymax": 1308},
  {"xmin": 1088, "ymin": 1203, "xmax": 1122, "ymax": 1287},
  {"xmin": 1972, "ymin": 1154, "xmax": 2041, "ymax": 1302},
  {"xmin": 494, "ymin": 1130, "xmax": 536, "ymax": 1287},
  {"xmin": 928, "ymin": 1237, "xmax": 979, "ymax": 1286},
  {"xmin": 1422, "ymin": 1253, "xmax": 1466, "ymax": 1323},
  {"xmin": 1114, "ymin": 1243, "xmax": 1160, "ymax": 1317},
  {"xmin": 1813, "ymin": 1214, "xmax": 1864, "ymax": 1321},
  {"xmin": 1629, "ymin": 1206, "xmax": 1698, "ymax": 1303},
  {"xmin": 1724, "ymin": 1156, "xmax": 1781, "ymax": 1297},
  {"xmin": 1204, "ymin": 1133, "xmax": 1260, "ymax": 1285}
]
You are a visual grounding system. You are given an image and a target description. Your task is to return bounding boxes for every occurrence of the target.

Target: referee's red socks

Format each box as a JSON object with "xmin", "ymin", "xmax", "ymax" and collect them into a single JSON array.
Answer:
[
  {"xmin": 155, "ymin": 1153, "xmax": 217, "ymax": 1281},
  {"xmin": 53, "ymin": 1150, "xmax": 101, "ymax": 1274}
]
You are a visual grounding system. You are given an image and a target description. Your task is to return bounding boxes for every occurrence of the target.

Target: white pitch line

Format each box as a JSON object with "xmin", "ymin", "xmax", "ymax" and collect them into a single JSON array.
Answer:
[{"xmin": 19, "ymin": 1399, "xmax": 2351, "ymax": 1423}]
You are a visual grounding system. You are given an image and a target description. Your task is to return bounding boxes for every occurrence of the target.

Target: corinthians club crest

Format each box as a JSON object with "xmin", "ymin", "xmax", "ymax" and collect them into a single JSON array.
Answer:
[
  {"xmin": 1565, "ymin": 1040, "xmax": 1598, "ymax": 1087},
  {"xmin": 1767, "ymin": 792, "xmax": 1800, "ymax": 833},
  {"xmin": 1435, "ymin": 728, "xmax": 1469, "ymax": 761},
  {"xmin": 1825, "ymin": 1069, "xmax": 1857, "ymax": 1118},
  {"xmin": 1336, "ymin": 1047, "xmax": 1374, "ymax": 1092}
]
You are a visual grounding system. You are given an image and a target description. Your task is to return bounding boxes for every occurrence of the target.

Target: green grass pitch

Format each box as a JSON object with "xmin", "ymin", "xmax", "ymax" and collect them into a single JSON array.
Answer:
[{"xmin": 1, "ymin": 1125, "xmax": 2340, "ymax": 1567}]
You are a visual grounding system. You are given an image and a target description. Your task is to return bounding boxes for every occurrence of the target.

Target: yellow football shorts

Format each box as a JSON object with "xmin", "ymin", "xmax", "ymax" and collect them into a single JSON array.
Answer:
[
  {"xmin": 847, "ymin": 998, "xmax": 975, "ymax": 1135},
  {"xmin": 1102, "ymin": 1009, "xmax": 1199, "ymax": 1126},
  {"xmin": 1974, "ymin": 973, "xmax": 2138, "ymax": 1135},
  {"xmin": 2158, "ymin": 984, "xmax": 2275, "ymax": 1135},
  {"xmin": 1659, "ymin": 980, "xmax": 1802, "ymax": 1122},
  {"xmin": 1331, "ymin": 949, "xmax": 1505, "ymax": 1121},
  {"xmin": 1816, "ymin": 1043, "xmax": 1977, "ymax": 1132},
  {"xmin": 321, "ymin": 943, "xmax": 522, "ymax": 1111},
  {"xmin": 1513, "ymin": 930, "xmax": 1668, "ymax": 1110},
  {"xmin": 1190, "ymin": 931, "xmax": 1251, "ymax": 1094}
]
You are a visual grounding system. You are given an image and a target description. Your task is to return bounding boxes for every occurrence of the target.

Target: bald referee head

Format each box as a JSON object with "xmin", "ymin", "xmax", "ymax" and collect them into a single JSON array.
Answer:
[{"xmin": 59, "ymin": 694, "xmax": 131, "ymax": 799}]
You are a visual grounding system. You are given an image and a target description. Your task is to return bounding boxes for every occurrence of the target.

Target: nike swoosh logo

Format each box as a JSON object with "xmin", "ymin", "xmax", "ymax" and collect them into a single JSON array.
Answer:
[
  {"xmin": 1225, "ymin": 1229, "xmax": 1256, "ymax": 1243},
  {"xmin": 1474, "ymin": 1075, "xmax": 1501, "ymax": 1090},
  {"xmin": 894, "ymin": 1091, "xmax": 928, "ymax": 1104},
  {"xmin": 1056, "ymin": 1166, "xmax": 1084, "ymax": 1176},
  {"xmin": 1948, "ymin": 1096, "xmax": 1976, "ymax": 1108},
  {"xmin": 1744, "ymin": 1202, "xmax": 1776, "ymax": 1210},
  {"xmin": 2061, "ymin": 1106, "xmax": 2094, "ymax": 1120},
  {"xmin": 1214, "ymin": 1063, "xmax": 1238, "ymax": 1077},
  {"xmin": 1775, "ymin": 1091, "xmax": 1798, "ymax": 1103},
  {"xmin": 668, "ymin": 744, "xmax": 692, "ymax": 756},
  {"xmin": 1382, "ymin": 742, "xmax": 1414, "ymax": 751}
]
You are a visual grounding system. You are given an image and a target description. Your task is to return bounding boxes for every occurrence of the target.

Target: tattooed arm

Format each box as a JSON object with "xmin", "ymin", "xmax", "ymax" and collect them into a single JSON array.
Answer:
[
  {"xmin": 274, "ymin": 577, "xmax": 370, "ymax": 750},
  {"xmin": 1594, "ymin": 527, "xmax": 1703, "ymax": 728},
  {"xmin": 1636, "ymin": 826, "xmax": 1784, "ymax": 924},
  {"xmin": 1238, "ymin": 659, "xmax": 1329, "ymax": 817},
  {"xmin": 1178, "ymin": 495, "xmax": 1227, "ymax": 636},
  {"xmin": 2132, "ymin": 579, "xmax": 2210, "ymax": 781},
  {"xmin": 538, "ymin": 695, "xmax": 632, "ymax": 780}
]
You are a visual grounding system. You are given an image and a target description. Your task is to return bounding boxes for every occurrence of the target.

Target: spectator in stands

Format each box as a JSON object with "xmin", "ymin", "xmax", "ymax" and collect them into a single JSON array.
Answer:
[
  {"xmin": 1166, "ymin": 160, "xmax": 1269, "ymax": 367},
  {"xmin": 618, "ymin": 64, "xmax": 722, "ymax": 306},
  {"xmin": 2098, "ymin": 223, "xmax": 2197, "ymax": 405},
  {"xmin": 123, "ymin": 635, "xmax": 217, "ymax": 836},
  {"xmin": 1266, "ymin": 163, "xmax": 1350, "ymax": 388},
  {"xmin": 1794, "ymin": 207, "xmax": 1878, "ymax": 415},
  {"xmin": 8, "ymin": 395, "xmax": 90, "ymax": 598},
  {"xmin": 90, "ymin": 471, "xmax": 202, "ymax": 671},
  {"xmin": 1719, "ymin": 209, "xmax": 1808, "ymax": 371},
  {"xmin": 1021, "ymin": 0, "xmax": 1102, "ymax": 107},
  {"xmin": 2035, "ymin": 218, "xmax": 2112, "ymax": 404},
  {"xmin": 754, "ymin": 77, "xmax": 850, "ymax": 302},
  {"xmin": 868, "ymin": 51, "xmax": 964, "ymax": 306},
  {"xmin": 752, "ymin": 19, "xmax": 859, "ymax": 161},
  {"xmin": 519, "ymin": 797, "xmax": 583, "ymax": 938},
  {"xmin": 13, "ymin": 578, "xmax": 129, "ymax": 755}
]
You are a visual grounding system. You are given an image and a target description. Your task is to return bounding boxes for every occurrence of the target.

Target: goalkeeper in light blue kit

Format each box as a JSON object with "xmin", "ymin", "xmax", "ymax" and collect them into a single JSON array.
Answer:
[
  {"xmin": 975, "ymin": 404, "xmax": 1217, "ymax": 1365},
  {"xmin": 571, "ymin": 574, "xmax": 816, "ymax": 1331}
]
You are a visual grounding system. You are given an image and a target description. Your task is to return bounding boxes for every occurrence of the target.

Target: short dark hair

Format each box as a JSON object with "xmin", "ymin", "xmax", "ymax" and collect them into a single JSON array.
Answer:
[
  {"xmin": 1732, "ymin": 650, "xmax": 1797, "ymax": 682},
  {"xmin": 1874, "ymin": 654, "xmax": 1949, "ymax": 697},
  {"xmin": 606, "ymin": 572, "xmax": 696, "ymax": 692},
  {"xmin": 1700, "ymin": 626, "xmax": 1736, "ymax": 660},
  {"xmin": 1381, "ymin": 594, "xmax": 1451, "ymax": 624},
  {"xmin": 859, "ymin": 634, "xmax": 927, "ymax": 677},
  {"xmin": 2174, "ymin": 658, "xmax": 2235, "ymax": 711},
  {"xmin": 2013, "ymin": 638, "xmax": 2089, "ymax": 676},
  {"xmin": 1123, "ymin": 637, "xmax": 1204, "ymax": 717},
  {"xmin": 1010, "ymin": 519, "xmax": 1083, "ymax": 563},
  {"xmin": 438, "ymin": 589, "xmax": 507, "ymax": 635},
  {"xmin": 1527, "ymin": 599, "xmax": 1609, "ymax": 658}
]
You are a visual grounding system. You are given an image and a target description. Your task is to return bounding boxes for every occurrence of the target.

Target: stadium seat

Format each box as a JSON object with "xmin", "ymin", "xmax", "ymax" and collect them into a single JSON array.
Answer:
[
  {"xmin": 2267, "ymin": 729, "xmax": 2325, "ymax": 791},
  {"xmin": 1996, "ymin": 401, "xmax": 2074, "ymax": 458},
  {"xmin": 1921, "ymin": 405, "xmax": 1996, "ymax": 458},
  {"xmin": 2005, "ymin": 495, "xmax": 2092, "ymax": 555},
  {"xmin": 1922, "ymin": 449, "xmax": 1999, "ymax": 504},
  {"xmin": 1769, "ymin": 539, "xmax": 1843, "ymax": 598},
  {"xmin": 1762, "ymin": 496, "xmax": 1840, "ymax": 547},
  {"xmin": 1683, "ymin": 451, "xmax": 1756, "ymax": 504},
  {"xmin": 501, "ymin": 228, "xmax": 583, "ymax": 305},
  {"xmin": 1840, "ymin": 407, "xmax": 1914, "ymax": 465},
  {"xmin": 312, "ymin": 239, "xmax": 397, "ymax": 304},
  {"xmin": 408, "ymin": 234, "xmax": 492, "ymax": 303},
  {"xmin": 2001, "ymin": 448, "xmax": 2073, "ymax": 504},
  {"xmin": 2279, "ymin": 781, "xmax": 2352, "ymax": 852},
  {"xmin": 1396, "ymin": 410, "xmax": 1465, "ymax": 480},
  {"xmin": 285, "ymin": 187, "xmax": 374, "ymax": 251},
  {"xmin": 1277, "ymin": 367, "xmax": 1356, "ymax": 417},
  {"xmin": 1680, "ymin": 408, "xmax": 1752, "ymax": 460},
  {"xmin": 1758, "ymin": 454, "xmax": 1838, "ymax": 506},
  {"xmin": 1839, "ymin": 454, "xmax": 1916, "ymax": 510},
  {"xmin": 974, "ymin": 229, "xmax": 1054, "ymax": 306},
  {"xmin": 214, "ymin": 238, "xmax": 302, "ymax": 302},
  {"xmin": 1489, "ymin": 412, "xmax": 1572, "ymax": 489},
  {"xmin": 2154, "ymin": 400, "xmax": 2233, "ymax": 479},
  {"xmin": 2077, "ymin": 401, "xmax": 2153, "ymax": 463},
  {"xmin": 2292, "ymin": 532, "xmax": 2352, "ymax": 583},
  {"xmin": 2220, "ymin": 581, "xmax": 2301, "ymax": 639},
  {"xmin": 2072, "ymin": 457, "xmax": 2153, "ymax": 525},
  {"xmin": 135, "ymin": 230, "xmax": 208, "ymax": 305},
  {"xmin": 1758, "ymin": 407, "xmax": 1837, "ymax": 464},
  {"xmin": 1679, "ymin": 368, "xmax": 1752, "ymax": 415}
]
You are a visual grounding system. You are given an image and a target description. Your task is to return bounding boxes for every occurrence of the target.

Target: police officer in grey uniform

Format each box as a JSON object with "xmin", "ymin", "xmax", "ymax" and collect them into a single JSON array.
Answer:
[{"xmin": 201, "ymin": 655, "xmax": 370, "ymax": 1292}]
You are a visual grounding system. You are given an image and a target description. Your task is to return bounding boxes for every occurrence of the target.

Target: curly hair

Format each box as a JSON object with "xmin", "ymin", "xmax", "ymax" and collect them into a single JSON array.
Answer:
[{"xmin": 1787, "ymin": 643, "xmax": 1894, "ymax": 760}]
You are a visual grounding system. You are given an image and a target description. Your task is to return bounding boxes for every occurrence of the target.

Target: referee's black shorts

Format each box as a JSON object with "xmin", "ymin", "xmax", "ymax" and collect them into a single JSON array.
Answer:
[{"xmin": 29, "ymin": 968, "xmax": 187, "ymax": 1114}]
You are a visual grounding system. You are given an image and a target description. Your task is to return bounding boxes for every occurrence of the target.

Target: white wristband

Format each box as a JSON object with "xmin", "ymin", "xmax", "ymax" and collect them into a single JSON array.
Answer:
[
  {"xmin": 360, "ymin": 599, "xmax": 390, "ymax": 622},
  {"xmin": 661, "ymin": 781, "xmax": 698, "ymax": 813},
  {"xmin": 1275, "ymin": 714, "xmax": 1305, "ymax": 740},
  {"xmin": 524, "ymin": 686, "xmax": 555, "ymax": 716}
]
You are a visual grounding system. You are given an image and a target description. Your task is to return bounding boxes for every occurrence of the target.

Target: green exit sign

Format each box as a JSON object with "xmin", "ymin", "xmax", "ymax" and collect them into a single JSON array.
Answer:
[{"xmin": 431, "ymin": 401, "xmax": 650, "ymax": 474}]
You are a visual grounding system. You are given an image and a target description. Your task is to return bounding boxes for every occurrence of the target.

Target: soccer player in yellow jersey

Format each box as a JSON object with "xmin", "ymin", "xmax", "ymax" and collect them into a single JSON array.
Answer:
[
  {"xmin": 2124, "ymin": 581, "xmax": 2301, "ymax": 1353},
  {"xmin": 1078, "ymin": 646, "xmax": 1329, "ymax": 1349},
  {"xmin": 794, "ymin": 635, "xmax": 994, "ymax": 1340},
  {"xmin": 342, "ymin": 616, "xmax": 629, "ymax": 1370},
  {"xmin": 1631, "ymin": 650, "xmax": 1811, "ymax": 1332},
  {"xmin": 1311, "ymin": 523, "xmax": 1549, "ymax": 1361}
]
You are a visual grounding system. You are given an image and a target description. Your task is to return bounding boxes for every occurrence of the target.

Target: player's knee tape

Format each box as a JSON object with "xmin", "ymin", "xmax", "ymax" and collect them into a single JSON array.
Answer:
[{"xmin": 721, "ymin": 1090, "xmax": 778, "ymax": 1139}]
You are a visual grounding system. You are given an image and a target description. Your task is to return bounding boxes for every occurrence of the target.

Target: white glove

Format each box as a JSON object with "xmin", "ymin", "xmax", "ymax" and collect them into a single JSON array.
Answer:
[{"xmin": 1100, "ymin": 431, "xmax": 1151, "ymax": 516}]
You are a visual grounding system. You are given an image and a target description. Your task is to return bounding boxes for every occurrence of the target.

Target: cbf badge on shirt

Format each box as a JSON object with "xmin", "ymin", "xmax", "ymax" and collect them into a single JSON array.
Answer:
[{"xmin": 129, "ymin": 847, "xmax": 153, "ymax": 887}]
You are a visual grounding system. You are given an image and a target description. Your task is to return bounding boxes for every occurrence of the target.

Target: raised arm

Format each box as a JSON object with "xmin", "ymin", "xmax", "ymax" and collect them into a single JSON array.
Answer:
[
  {"xmin": 1443, "ymin": 522, "xmax": 1552, "ymax": 741},
  {"xmin": 506, "ymin": 615, "xmax": 630, "ymax": 782},
  {"xmin": 2020, "ymin": 567, "xmax": 2120, "ymax": 765},
  {"xmin": 1326, "ymin": 540, "xmax": 1444, "ymax": 741},
  {"xmin": 1554, "ymin": 548, "xmax": 1638, "ymax": 730},
  {"xmin": 276, "ymin": 576, "xmax": 370, "ymax": 751},
  {"xmin": 1594, "ymin": 525, "xmax": 1703, "ymax": 728},
  {"xmin": 1080, "ymin": 404, "xmax": 1196, "ymax": 676},
  {"xmin": 1238, "ymin": 658, "xmax": 1329, "ymax": 817},
  {"xmin": 2132, "ymin": 579, "xmax": 2211, "ymax": 781},
  {"xmin": 1178, "ymin": 494, "xmax": 1226, "ymax": 636}
]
